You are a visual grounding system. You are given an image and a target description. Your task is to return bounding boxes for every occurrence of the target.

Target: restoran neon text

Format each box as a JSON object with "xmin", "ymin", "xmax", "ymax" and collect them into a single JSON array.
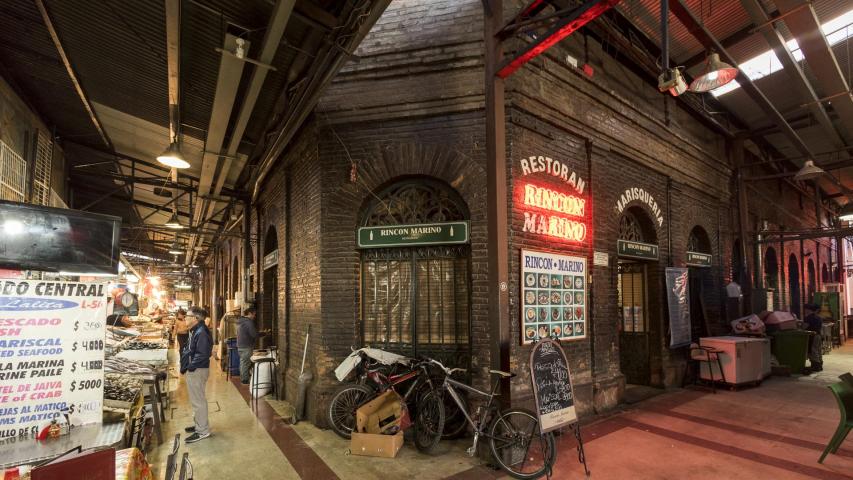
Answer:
[
  {"xmin": 523, "ymin": 184, "xmax": 585, "ymax": 217},
  {"xmin": 521, "ymin": 183, "xmax": 587, "ymax": 242}
]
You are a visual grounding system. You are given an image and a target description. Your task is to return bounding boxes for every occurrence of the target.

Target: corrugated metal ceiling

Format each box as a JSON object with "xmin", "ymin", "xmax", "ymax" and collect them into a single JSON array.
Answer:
[{"xmin": 0, "ymin": 0, "xmax": 389, "ymax": 261}]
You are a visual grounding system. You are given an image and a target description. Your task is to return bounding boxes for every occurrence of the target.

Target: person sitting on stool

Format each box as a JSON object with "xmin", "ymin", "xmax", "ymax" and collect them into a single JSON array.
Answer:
[
  {"xmin": 237, "ymin": 306, "xmax": 259, "ymax": 384},
  {"xmin": 803, "ymin": 303, "xmax": 823, "ymax": 373}
]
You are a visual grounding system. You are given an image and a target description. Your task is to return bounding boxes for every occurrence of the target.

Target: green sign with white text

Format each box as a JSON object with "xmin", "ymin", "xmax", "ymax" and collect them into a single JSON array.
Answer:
[
  {"xmin": 617, "ymin": 239, "xmax": 659, "ymax": 260},
  {"xmin": 686, "ymin": 251, "xmax": 712, "ymax": 267},
  {"xmin": 358, "ymin": 222, "xmax": 469, "ymax": 248}
]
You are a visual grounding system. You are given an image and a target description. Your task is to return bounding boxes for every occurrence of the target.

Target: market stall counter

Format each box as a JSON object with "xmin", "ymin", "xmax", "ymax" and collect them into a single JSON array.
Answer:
[{"xmin": 0, "ymin": 422, "xmax": 125, "ymax": 470}]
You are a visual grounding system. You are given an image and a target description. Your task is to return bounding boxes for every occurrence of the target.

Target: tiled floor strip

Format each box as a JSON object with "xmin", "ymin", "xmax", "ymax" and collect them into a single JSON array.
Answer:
[{"xmin": 230, "ymin": 377, "xmax": 341, "ymax": 480}]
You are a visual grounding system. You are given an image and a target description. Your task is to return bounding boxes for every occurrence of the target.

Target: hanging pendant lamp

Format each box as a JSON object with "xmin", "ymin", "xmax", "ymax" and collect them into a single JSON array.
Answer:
[
  {"xmin": 793, "ymin": 160, "xmax": 825, "ymax": 181},
  {"xmin": 689, "ymin": 53, "xmax": 739, "ymax": 93},
  {"xmin": 157, "ymin": 141, "xmax": 190, "ymax": 169}
]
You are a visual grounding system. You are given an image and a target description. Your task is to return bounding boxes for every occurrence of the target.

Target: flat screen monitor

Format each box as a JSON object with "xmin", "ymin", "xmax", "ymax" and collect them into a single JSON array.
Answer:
[{"xmin": 0, "ymin": 200, "xmax": 121, "ymax": 275}]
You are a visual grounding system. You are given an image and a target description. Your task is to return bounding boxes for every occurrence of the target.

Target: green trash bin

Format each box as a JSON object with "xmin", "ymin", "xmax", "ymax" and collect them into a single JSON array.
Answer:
[{"xmin": 770, "ymin": 330, "xmax": 813, "ymax": 374}]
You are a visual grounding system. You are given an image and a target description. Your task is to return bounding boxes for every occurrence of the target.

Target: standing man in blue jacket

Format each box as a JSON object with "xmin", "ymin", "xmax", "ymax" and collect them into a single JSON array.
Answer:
[{"xmin": 180, "ymin": 306, "xmax": 213, "ymax": 443}]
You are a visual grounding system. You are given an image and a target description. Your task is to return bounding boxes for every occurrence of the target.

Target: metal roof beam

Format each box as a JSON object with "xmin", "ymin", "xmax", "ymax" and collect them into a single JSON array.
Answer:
[
  {"xmin": 252, "ymin": 0, "xmax": 392, "ymax": 201},
  {"xmin": 185, "ymin": 33, "xmax": 249, "ymax": 262},
  {"xmin": 741, "ymin": 0, "xmax": 846, "ymax": 151},
  {"xmin": 34, "ymin": 0, "xmax": 112, "ymax": 150},
  {"xmin": 495, "ymin": 0, "xmax": 622, "ymax": 78},
  {"xmin": 192, "ymin": 0, "xmax": 296, "ymax": 264},
  {"xmin": 669, "ymin": 0, "xmax": 812, "ymax": 161},
  {"xmin": 775, "ymin": 0, "xmax": 853, "ymax": 145},
  {"xmin": 166, "ymin": 0, "xmax": 181, "ymax": 144}
]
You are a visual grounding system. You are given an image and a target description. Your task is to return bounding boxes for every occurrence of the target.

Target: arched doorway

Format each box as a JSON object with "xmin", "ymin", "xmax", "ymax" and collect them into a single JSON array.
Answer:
[
  {"xmin": 764, "ymin": 247, "xmax": 779, "ymax": 309},
  {"xmin": 807, "ymin": 259, "xmax": 816, "ymax": 304},
  {"xmin": 687, "ymin": 226, "xmax": 712, "ymax": 340},
  {"xmin": 360, "ymin": 178, "xmax": 471, "ymax": 368},
  {"xmin": 788, "ymin": 254, "xmax": 801, "ymax": 317},
  {"xmin": 262, "ymin": 226, "xmax": 279, "ymax": 349},
  {"xmin": 617, "ymin": 206, "xmax": 659, "ymax": 386}
]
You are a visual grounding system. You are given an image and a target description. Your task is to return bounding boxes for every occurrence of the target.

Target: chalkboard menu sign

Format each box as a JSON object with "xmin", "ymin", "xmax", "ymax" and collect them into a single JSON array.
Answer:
[
  {"xmin": 665, "ymin": 267, "xmax": 691, "ymax": 348},
  {"xmin": 529, "ymin": 338, "xmax": 577, "ymax": 433}
]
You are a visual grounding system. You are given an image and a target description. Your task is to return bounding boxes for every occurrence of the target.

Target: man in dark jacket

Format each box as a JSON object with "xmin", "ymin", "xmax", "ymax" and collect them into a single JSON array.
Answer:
[
  {"xmin": 237, "ymin": 305, "xmax": 259, "ymax": 384},
  {"xmin": 180, "ymin": 306, "xmax": 212, "ymax": 443},
  {"xmin": 803, "ymin": 303, "xmax": 823, "ymax": 372}
]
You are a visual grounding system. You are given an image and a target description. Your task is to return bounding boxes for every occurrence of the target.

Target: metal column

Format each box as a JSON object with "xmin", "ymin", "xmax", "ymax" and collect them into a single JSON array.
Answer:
[{"xmin": 484, "ymin": 0, "xmax": 511, "ymax": 401}]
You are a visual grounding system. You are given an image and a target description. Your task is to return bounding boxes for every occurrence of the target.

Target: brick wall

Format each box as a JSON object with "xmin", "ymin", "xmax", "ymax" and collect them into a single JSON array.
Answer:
[
  {"xmin": 316, "ymin": 112, "xmax": 490, "ymax": 426},
  {"xmin": 203, "ymin": 0, "xmax": 842, "ymax": 425}
]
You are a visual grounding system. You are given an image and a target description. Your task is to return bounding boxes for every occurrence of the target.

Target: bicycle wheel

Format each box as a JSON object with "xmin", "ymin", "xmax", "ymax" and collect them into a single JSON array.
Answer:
[
  {"xmin": 413, "ymin": 389, "xmax": 445, "ymax": 454},
  {"xmin": 327, "ymin": 384, "xmax": 374, "ymax": 439},
  {"xmin": 488, "ymin": 409, "xmax": 556, "ymax": 479},
  {"xmin": 440, "ymin": 388, "xmax": 468, "ymax": 439}
]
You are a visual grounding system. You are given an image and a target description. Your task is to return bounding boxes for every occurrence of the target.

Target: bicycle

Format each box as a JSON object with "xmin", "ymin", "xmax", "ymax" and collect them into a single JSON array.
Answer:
[
  {"xmin": 328, "ymin": 355, "xmax": 447, "ymax": 453},
  {"xmin": 427, "ymin": 357, "xmax": 556, "ymax": 480},
  {"xmin": 328, "ymin": 352, "xmax": 466, "ymax": 443}
]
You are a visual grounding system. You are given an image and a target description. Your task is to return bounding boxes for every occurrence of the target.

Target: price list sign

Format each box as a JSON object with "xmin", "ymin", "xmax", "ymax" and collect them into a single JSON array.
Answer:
[{"xmin": 0, "ymin": 280, "xmax": 107, "ymax": 439}]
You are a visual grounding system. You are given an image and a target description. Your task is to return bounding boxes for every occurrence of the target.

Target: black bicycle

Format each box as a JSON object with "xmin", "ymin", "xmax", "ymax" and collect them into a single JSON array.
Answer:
[
  {"xmin": 427, "ymin": 358, "xmax": 556, "ymax": 479},
  {"xmin": 328, "ymin": 352, "xmax": 466, "ymax": 444},
  {"xmin": 327, "ymin": 355, "xmax": 447, "ymax": 453}
]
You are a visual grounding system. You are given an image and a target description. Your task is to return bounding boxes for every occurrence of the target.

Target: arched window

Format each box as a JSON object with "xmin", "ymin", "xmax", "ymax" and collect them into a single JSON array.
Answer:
[
  {"xmin": 807, "ymin": 259, "xmax": 816, "ymax": 303},
  {"xmin": 764, "ymin": 247, "xmax": 779, "ymax": 290},
  {"xmin": 687, "ymin": 226, "xmax": 711, "ymax": 253},
  {"xmin": 618, "ymin": 207, "xmax": 656, "ymax": 244},
  {"xmin": 361, "ymin": 178, "xmax": 471, "ymax": 368},
  {"xmin": 788, "ymin": 254, "xmax": 801, "ymax": 317}
]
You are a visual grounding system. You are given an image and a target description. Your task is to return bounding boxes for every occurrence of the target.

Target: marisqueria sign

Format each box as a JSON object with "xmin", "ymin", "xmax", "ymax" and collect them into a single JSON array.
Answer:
[{"xmin": 357, "ymin": 222, "xmax": 469, "ymax": 248}]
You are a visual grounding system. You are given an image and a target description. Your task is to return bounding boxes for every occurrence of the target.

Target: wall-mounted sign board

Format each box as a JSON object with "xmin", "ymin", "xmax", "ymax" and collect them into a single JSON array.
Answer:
[
  {"xmin": 521, "ymin": 250, "xmax": 587, "ymax": 344},
  {"xmin": 357, "ymin": 222, "xmax": 468, "ymax": 248},
  {"xmin": 263, "ymin": 250, "xmax": 278, "ymax": 270},
  {"xmin": 617, "ymin": 240, "xmax": 659, "ymax": 261},
  {"xmin": 686, "ymin": 251, "xmax": 712, "ymax": 267},
  {"xmin": 593, "ymin": 251, "xmax": 609, "ymax": 267}
]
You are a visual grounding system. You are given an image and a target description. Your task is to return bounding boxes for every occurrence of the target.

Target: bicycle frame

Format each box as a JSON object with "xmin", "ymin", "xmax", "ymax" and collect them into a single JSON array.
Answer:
[
  {"xmin": 443, "ymin": 374, "xmax": 549, "ymax": 461},
  {"xmin": 442, "ymin": 376, "xmax": 502, "ymax": 439},
  {"xmin": 368, "ymin": 362, "xmax": 435, "ymax": 403}
]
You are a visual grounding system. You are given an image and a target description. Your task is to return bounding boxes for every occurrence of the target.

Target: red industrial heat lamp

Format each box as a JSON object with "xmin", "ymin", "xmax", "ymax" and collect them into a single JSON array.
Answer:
[{"xmin": 688, "ymin": 53, "xmax": 739, "ymax": 93}]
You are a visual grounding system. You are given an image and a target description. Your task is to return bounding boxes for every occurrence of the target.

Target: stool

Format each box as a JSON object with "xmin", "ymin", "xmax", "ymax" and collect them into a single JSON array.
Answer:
[
  {"xmin": 689, "ymin": 343, "xmax": 726, "ymax": 394},
  {"xmin": 251, "ymin": 357, "xmax": 277, "ymax": 410}
]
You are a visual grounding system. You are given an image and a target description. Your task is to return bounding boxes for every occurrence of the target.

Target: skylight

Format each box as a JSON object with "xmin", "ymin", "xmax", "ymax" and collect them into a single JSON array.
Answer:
[{"xmin": 711, "ymin": 9, "xmax": 853, "ymax": 97}]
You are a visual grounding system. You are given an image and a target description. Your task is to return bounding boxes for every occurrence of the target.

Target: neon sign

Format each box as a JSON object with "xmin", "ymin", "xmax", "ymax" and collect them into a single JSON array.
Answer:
[{"xmin": 518, "ymin": 156, "xmax": 588, "ymax": 243}]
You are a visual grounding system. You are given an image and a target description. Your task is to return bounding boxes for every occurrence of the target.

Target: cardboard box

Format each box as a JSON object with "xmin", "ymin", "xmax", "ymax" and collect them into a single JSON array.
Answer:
[
  {"xmin": 350, "ymin": 431, "xmax": 404, "ymax": 458},
  {"xmin": 356, "ymin": 390, "xmax": 404, "ymax": 434}
]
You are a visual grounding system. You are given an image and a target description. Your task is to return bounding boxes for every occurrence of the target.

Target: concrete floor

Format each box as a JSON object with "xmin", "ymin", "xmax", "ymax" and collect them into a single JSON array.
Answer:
[{"xmin": 148, "ymin": 340, "xmax": 853, "ymax": 479}]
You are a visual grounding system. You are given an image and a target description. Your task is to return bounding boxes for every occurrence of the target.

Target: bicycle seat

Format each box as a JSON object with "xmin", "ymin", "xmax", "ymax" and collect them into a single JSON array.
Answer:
[{"xmin": 489, "ymin": 369, "xmax": 516, "ymax": 378}]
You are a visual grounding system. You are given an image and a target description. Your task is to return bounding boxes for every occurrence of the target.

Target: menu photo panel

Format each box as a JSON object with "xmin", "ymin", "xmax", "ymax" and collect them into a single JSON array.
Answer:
[{"xmin": 521, "ymin": 249, "xmax": 587, "ymax": 344}]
